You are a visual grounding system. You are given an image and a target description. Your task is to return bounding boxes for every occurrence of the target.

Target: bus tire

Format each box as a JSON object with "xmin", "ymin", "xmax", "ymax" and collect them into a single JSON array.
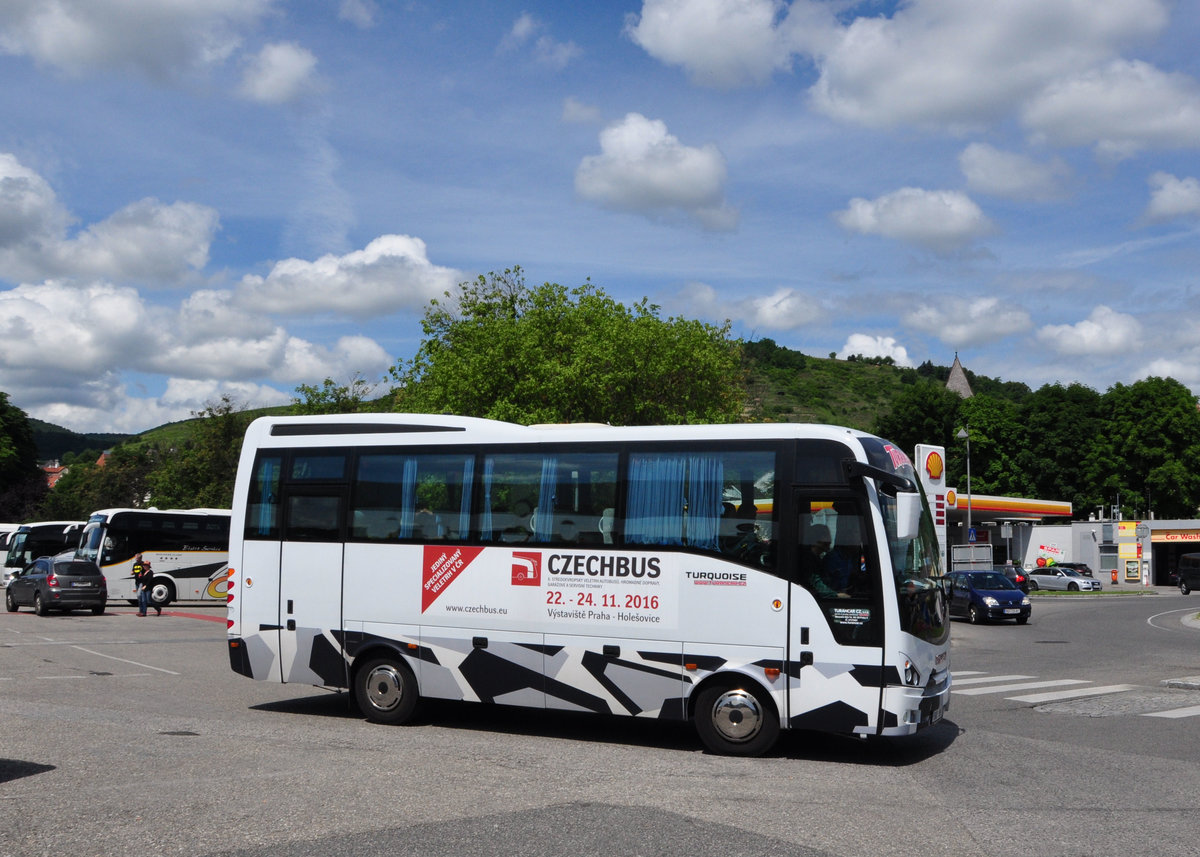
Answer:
[
  {"xmin": 146, "ymin": 579, "xmax": 175, "ymax": 608},
  {"xmin": 355, "ymin": 655, "xmax": 420, "ymax": 725},
  {"xmin": 693, "ymin": 681, "xmax": 779, "ymax": 757}
]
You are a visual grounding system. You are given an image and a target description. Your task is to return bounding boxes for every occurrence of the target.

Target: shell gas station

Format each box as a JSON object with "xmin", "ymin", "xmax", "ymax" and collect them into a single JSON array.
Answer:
[{"xmin": 913, "ymin": 443, "xmax": 1197, "ymax": 588}]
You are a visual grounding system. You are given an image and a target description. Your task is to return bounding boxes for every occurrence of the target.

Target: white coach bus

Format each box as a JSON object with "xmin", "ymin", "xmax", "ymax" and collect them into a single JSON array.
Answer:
[
  {"xmin": 226, "ymin": 414, "xmax": 950, "ymax": 756},
  {"xmin": 75, "ymin": 508, "xmax": 231, "ymax": 608}
]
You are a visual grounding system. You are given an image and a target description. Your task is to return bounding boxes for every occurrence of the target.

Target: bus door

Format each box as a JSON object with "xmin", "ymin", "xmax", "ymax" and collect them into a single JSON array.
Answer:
[
  {"xmin": 790, "ymin": 493, "xmax": 885, "ymax": 735},
  {"xmin": 277, "ymin": 487, "xmax": 348, "ymax": 688}
]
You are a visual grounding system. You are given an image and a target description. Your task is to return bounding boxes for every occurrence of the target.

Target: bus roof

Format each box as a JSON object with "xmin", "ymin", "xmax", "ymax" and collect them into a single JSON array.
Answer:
[
  {"xmin": 242, "ymin": 413, "xmax": 873, "ymax": 448},
  {"xmin": 87, "ymin": 508, "xmax": 232, "ymax": 523}
]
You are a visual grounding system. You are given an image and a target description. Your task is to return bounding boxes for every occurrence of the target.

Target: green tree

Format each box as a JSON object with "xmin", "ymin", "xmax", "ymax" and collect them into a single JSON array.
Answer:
[
  {"xmin": 39, "ymin": 444, "xmax": 156, "ymax": 519},
  {"xmin": 1085, "ymin": 377, "xmax": 1200, "ymax": 519},
  {"xmin": 0, "ymin": 392, "xmax": 48, "ymax": 519},
  {"xmin": 293, "ymin": 374, "xmax": 378, "ymax": 415},
  {"xmin": 390, "ymin": 268, "xmax": 745, "ymax": 425},
  {"xmin": 146, "ymin": 397, "xmax": 252, "ymax": 509},
  {"xmin": 873, "ymin": 381, "xmax": 963, "ymax": 476},
  {"xmin": 1013, "ymin": 383, "xmax": 1103, "ymax": 512},
  {"xmin": 956, "ymin": 395, "xmax": 1029, "ymax": 496}
]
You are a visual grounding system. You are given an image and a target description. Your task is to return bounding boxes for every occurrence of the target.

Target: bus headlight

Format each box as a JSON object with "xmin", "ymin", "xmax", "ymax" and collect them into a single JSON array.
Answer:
[{"xmin": 902, "ymin": 657, "xmax": 921, "ymax": 687}]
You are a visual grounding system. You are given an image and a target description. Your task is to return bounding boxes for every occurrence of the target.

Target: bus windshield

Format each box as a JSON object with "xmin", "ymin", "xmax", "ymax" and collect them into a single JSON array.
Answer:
[{"xmin": 880, "ymin": 475, "xmax": 948, "ymax": 646}]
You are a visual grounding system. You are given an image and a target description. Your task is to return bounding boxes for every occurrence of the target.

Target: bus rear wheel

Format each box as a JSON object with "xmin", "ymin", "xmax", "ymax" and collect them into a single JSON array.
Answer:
[
  {"xmin": 147, "ymin": 579, "xmax": 175, "ymax": 608},
  {"xmin": 693, "ymin": 682, "xmax": 779, "ymax": 757},
  {"xmin": 354, "ymin": 656, "xmax": 420, "ymax": 725}
]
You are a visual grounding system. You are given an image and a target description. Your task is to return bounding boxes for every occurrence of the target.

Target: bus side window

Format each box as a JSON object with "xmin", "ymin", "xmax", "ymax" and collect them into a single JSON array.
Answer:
[
  {"xmin": 285, "ymin": 494, "xmax": 343, "ymax": 542},
  {"xmin": 352, "ymin": 453, "xmax": 474, "ymax": 542},
  {"xmin": 246, "ymin": 455, "xmax": 283, "ymax": 539}
]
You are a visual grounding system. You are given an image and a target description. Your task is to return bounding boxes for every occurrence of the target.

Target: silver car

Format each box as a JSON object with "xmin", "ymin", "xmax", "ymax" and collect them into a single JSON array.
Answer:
[{"xmin": 1027, "ymin": 566, "xmax": 1102, "ymax": 592}]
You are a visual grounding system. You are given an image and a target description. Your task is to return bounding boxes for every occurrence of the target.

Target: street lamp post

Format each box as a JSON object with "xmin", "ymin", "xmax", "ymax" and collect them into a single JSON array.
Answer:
[{"xmin": 957, "ymin": 426, "xmax": 972, "ymax": 539}]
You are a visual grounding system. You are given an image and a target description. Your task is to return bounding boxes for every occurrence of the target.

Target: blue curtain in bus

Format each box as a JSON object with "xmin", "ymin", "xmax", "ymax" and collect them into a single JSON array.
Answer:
[
  {"xmin": 458, "ymin": 457, "xmax": 474, "ymax": 538},
  {"xmin": 625, "ymin": 454, "xmax": 687, "ymax": 546},
  {"xmin": 480, "ymin": 457, "xmax": 495, "ymax": 540},
  {"xmin": 398, "ymin": 457, "xmax": 418, "ymax": 538},
  {"xmin": 255, "ymin": 457, "xmax": 280, "ymax": 536},
  {"xmin": 534, "ymin": 457, "xmax": 558, "ymax": 542},
  {"xmin": 687, "ymin": 454, "xmax": 723, "ymax": 550}
]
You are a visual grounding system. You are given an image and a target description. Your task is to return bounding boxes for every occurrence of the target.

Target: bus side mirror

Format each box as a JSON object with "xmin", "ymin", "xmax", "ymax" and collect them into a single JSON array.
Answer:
[{"xmin": 895, "ymin": 491, "xmax": 922, "ymax": 541}]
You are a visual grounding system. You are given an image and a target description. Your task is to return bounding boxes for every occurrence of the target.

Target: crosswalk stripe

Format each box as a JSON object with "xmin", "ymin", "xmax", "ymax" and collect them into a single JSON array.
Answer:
[
  {"xmin": 953, "ymin": 672, "xmax": 1200, "ymax": 718},
  {"xmin": 1142, "ymin": 704, "xmax": 1200, "ymax": 719},
  {"xmin": 954, "ymin": 679, "xmax": 1090, "ymax": 696},
  {"xmin": 1007, "ymin": 684, "xmax": 1138, "ymax": 703},
  {"xmin": 953, "ymin": 674, "xmax": 1034, "ymax": 686}
]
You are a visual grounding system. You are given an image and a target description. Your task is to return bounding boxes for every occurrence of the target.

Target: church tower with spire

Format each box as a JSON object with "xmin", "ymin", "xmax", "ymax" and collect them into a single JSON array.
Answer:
[{"xmin": 946, "ymin": 352, "xmax": 974, "ymax": 398}]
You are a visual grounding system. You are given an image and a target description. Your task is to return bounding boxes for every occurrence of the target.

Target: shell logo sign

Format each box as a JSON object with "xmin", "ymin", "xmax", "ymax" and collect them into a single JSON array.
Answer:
[
  {"xmin": 946, "ymin": 490, "xmax": 957, "ymax": 506},
  {"xmin": 924, "ymin": 450, "xmax": 944, "ymax": 482}
]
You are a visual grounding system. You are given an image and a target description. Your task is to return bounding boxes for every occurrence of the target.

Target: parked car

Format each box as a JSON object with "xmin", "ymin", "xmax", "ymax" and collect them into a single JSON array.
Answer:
[
  {"xmin": 5, "ymin": 557, "xmax": 106, "ymax": 615},
  {"xmin": 945, "ymin": 570, "xmax": 1031, "ymax": 624},
  {"xmin": 1055, "ymin": 562, "xmax": 1094, "ymax": 578},
  {"xmin": 1000, "ymin": 564, "xmax": 1031, "ymax": 593},
  {"xmin": 1027, "ymin": 566, "xmax": 1102, "ymax": 592}
]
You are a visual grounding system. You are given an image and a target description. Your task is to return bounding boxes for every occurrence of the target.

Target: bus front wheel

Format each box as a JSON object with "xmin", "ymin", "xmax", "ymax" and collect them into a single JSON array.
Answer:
[
  {"xmin": 693, "ymin": 682, "xmax": 779, "ymax": 757},
  {"xmin": 354, "ymin": 656, "xmax": 420, "ymax": 725}
]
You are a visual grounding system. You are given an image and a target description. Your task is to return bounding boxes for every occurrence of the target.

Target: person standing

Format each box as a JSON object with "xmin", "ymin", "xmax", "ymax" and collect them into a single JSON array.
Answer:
[{"xmin": 132, "ymin": 553, "xmax": 159, "ymax": 616}]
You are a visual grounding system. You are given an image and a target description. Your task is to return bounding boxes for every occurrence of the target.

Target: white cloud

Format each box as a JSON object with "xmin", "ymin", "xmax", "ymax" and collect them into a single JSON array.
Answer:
[
  {"xmin": 55, "ymin": 198, "xmax": 218, "ymax": 284},
  {"xmin": 338, "ymin": 0, "xmax": 378, "ymax": 29},
  {"xmin": 627, "ymin": 0, "xmax": 1197, "ymax": 158},
  {"xmin": 625, "ymin": 0, "xmax": 798, "ymax": 89},
  {"xmin": 0, "ymin": 0, "xmax": 273, "ymax": 81},
  {"xmin": 275, "ymin": 335, "xmax": 392, "ymax": 385},
  {"xmin": 1143, "ymin": 172, "xmax": 1200, "ymax": 223},
  {"xmin": 838, "ymin": 334, "xmax": 913, "ymax": 367},
  {"xmin": 575, "ymin": 113, "xmax": 738, "ymax": 231},
  {"xmin": 835, "ymin": 188, "xmax": 993, "ymax": 253},
  {"xmin": 959, "ymin": 143, "xmax": 1070, "ymax": 201},
  {"xmin": 1023, "ymin": 60, "xmax": 1200, "ymax": 159},
  {"xmin": 563, "ymin": 96, "xmax": 602, "ymax": 124},
  {"xmin": 33, "ymin": 378, "xmax": 292, "ymax": 435},
  {"xmin": 499, "ymin": 13, "xmax": 581, "ymax": 70},
  {"xmin": 1037, "ymin": 305, "xmax": 1142, "ymax": 355},
  {"xmin": 238, "ymin": 42, "xmax": 321, "ymax": 104},
  {"xmin": 805, "ymin": 0, "xmax": 1168, "ymax": 130},
  {"xmin": 0, "ymin": 281, "xmax": 149, "ymax": 379},
  {"xmin": 675, "ymin": 282, "xmax": 824, "ymax": 330},
  {"xmin": 904, "ymin": 297, "xmax": 1032, "ymax": 347},
  {"xmin": 0, "ymin": 152, "xmax": 218, "ymax": 285},
  {"xmin": 236, "ymin": 234, "xmax": 463, "ymax": 318}
]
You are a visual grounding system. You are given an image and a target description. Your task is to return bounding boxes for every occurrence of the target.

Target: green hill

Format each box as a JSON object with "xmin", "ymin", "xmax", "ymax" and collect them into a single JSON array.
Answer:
[{"xmin": 31, "ymin": 419, "xmax": 131, "ymax": 462}]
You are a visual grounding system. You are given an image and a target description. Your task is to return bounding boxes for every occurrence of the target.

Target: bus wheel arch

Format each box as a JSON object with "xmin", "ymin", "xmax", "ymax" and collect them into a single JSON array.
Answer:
[
  {"xmin": 690, "ymin": 674, "xmax": 780, "ymax": 757},
  {"xmin": 352, "ymin": 651, "xmax": 420, "ymax": 726}
]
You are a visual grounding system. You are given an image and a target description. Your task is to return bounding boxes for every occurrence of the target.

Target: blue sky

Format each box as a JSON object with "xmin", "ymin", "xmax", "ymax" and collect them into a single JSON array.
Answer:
[{"xmin": 1, "ymin": 0, "xmax": 1198, "ymax": 433}]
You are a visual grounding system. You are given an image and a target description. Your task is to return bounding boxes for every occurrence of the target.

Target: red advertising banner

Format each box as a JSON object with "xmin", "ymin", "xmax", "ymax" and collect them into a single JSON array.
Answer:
[{"xmin": 422, "ymin": 545, "xmax": 484, "ymax": 612}]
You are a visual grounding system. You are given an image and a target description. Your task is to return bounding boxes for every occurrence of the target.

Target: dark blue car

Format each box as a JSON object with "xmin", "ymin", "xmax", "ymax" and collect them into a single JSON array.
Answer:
[{"xmin": 945, "ymin": 570, "xmax": 1030, "ymax": 625}]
